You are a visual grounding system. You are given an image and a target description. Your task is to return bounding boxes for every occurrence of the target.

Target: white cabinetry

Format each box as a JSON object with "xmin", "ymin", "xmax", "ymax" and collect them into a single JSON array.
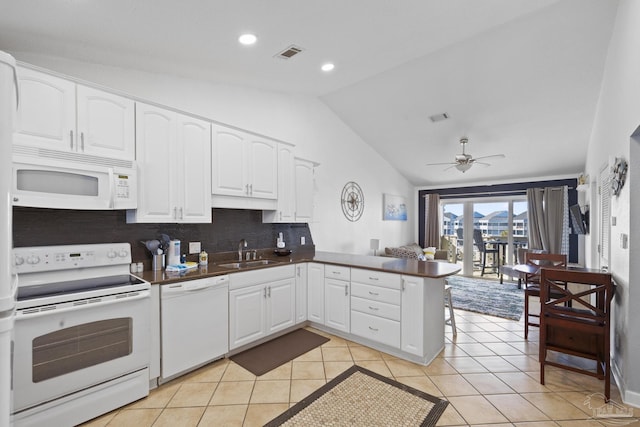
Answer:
[
  {"xmin": 211, "ymin": 124, "xmax": 278, "ymax": 209},
  {"xmin": 229, "ymin": 265, "xmax": 296, "ymax": 350},
  {"xmin": 294, "ymin": 158, "xmax": 317, "ymax": 223},
  {"xmin": 127, "ymin": 103, "xmax": 211, "ymax": 223},
  {"xmin": 263, "ymin": 155, "xmax": 318, "ymax": 224},
  {"xmin": 401, "ymin": 275, "xmax": 444, "ymax": 358},
  {"xmin": 307, "ymin": 263, "xmax": 325, "ymax": 324},
  {"xmin": 149, "ymin": 285, "xmax": 160, "ymax": 386},
  {"xmin": 350, "ymin": 269, "xmax": 402, "ymax": 348},
  {"xmin": 324, "ymin": 266, "xmax": 350, "ymax": 333},
  {"xmin": 295, "ymin": 263, "xmax": 308, "ymax": 323},
  {"xmin": 15, "ymin": 67, "xmax": 135, "ymax": 160}
]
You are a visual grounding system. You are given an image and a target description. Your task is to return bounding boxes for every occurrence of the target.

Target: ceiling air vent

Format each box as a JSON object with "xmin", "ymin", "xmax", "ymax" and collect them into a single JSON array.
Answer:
[
  {"xmin": 275, "ymin": 45, "xmax": 304, "ymax": 60},
  {"xmin": 429, "ymin": 112, "xmax": 450, "ymax": 123}
]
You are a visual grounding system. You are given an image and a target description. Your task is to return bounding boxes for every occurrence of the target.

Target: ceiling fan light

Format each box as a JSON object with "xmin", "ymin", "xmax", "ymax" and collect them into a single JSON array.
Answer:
[{"xmin": 455, "ymin": 163, "xmax": 472, "ymax": 173}]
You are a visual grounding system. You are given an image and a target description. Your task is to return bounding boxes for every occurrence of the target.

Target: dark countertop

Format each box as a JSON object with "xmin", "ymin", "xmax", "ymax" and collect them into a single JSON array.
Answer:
[{"xmin": 139, "ymin": 249, "xmax": 461, "ymax": 285}]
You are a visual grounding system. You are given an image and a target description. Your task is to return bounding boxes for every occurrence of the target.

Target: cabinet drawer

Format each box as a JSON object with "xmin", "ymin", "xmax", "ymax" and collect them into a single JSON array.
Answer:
[
  {"xmin": 351, "ymin": 268, "xmax": 401, "ymax": 289},
  {"xmin": 351, "ymin": 311, "xmax": 400, "ymax": 348},
  {"xmin": 351, "ymin": 296, "xmax": 400, "ymax": 321},
  {"xmin": 229, "ymin": 265, "xmax": 295, "ymax": 290},
  {"xmin": 324, "ymin": 265, "xmax": 350, "ymax": 281},
  {"xmin": 350, "ymin": 282, "xmax": 401, "ymax": 305}
]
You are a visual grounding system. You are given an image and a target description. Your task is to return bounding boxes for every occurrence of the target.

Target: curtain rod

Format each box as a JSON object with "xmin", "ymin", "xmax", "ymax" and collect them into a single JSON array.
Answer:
[{"xmin": 424, "ymin": 186, "xmax": 575, "ymax": 198}]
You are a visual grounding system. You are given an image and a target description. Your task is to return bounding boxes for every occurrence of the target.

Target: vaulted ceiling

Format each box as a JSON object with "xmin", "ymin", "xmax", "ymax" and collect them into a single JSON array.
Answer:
[{"xmin": 0, "ymin": 0, "xmax": 619, "ymax": 186}]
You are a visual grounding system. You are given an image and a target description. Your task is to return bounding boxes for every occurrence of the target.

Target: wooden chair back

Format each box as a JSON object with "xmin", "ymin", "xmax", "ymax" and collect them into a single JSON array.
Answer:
[
  {"xmin": 523, "ymin": 252, "xmax": 566, "ymax": 284},
  {"xmin": 538, "ymin": 267, "xmax": 615, "ymax": 399}
]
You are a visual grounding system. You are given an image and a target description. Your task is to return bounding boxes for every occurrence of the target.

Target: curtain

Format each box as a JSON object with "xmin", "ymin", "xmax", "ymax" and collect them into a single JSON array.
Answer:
[
  {"xmin": 527, "ymin": 188, "xmax": 546, "ymax": 250},
  {"xmin": 527, "ymin": 186, "xmax": 569, "ymax": 254},
  {"xmin": 424, "ymin": 193, "xmax": 441, "ymax": 248}
]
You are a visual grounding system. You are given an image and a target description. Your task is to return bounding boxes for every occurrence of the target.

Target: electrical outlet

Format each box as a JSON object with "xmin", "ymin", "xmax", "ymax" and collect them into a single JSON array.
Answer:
[
  {"xmin": 189, "ymin": 241, "xmax": 201, "ymax": 254},
  {"xmin": 621, "ymin": 233, "xmax": 628, "ymax": 249},
  {"xmin": 301, "ymin": 236, "xmax": 306, "ymax": 245}
]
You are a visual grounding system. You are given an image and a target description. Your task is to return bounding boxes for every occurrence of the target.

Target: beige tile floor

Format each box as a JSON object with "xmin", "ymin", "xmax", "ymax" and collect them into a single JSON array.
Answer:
[{"xmin": 83, "ymin": 310, "xmax": 639, "ymax": 427}]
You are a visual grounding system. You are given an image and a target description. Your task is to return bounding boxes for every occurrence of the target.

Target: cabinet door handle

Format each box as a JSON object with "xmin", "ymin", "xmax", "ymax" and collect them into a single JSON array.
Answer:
[
  {"xmin": 245, "ymin": 184, "xmax": 249, "ymax": 195},
  {"xmin": 80, "ymin": 132, "xmax": 85, "ymax": 151},
  {"xmin": 249, "ymin": 184, "xmax": 253, "ymax": 195},
  {"xmin": 179, "ymin": 207, "xmax": 183, "ymax": 220},
  {"xmin": 70, "ymin": 130, "xmax": 74, "ymax": 150},
  {"xmin": 263, "ymin": 287, "xmax": 267, "ymax": 298},
  {"xmin": 368, "ymin": 291, "xmax": 379, "ymax": 296},
  {"xmin": 268, "ymin": 286, "xmax": 271, "ymax": 298},
  {"xmin": 401, "ymin": 280, "xmax": 406, "ymax": 291},
  {"xmin": 368, "ymin": 306, "xmax": 379, "ymax": 311},
  {"xmin": 173, "ymin": 207, "xmax": 178, "ymax": 219},
  {"xmin": 369, "ymin": 277, "xmax": 379, "ymax": 281},
  {"xmin": 344, "ymin": 285, "xmax": 348, "ymax": 296},
  {"xmin": 368, "ymin": 326, "xmax": 379, "ymax": 332}
]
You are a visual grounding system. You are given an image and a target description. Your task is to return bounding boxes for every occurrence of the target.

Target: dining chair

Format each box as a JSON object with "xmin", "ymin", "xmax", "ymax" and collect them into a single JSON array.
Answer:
[
  {"xmin": 539, "ymin": 268, "xmax": 614, "ymax": 401},
  {"xmin": 523, "ymin": 252, "xmax": 567, "ymax": 339},
  {"xmin": 472, "ymin": 229, "xmax": 500, "ymax": 276}
]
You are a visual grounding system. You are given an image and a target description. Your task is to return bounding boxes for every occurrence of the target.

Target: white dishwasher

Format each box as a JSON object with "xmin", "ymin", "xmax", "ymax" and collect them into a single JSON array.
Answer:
[{"xmin": 160, "ymin": 275, "xmax": 229, "ymax": 381}]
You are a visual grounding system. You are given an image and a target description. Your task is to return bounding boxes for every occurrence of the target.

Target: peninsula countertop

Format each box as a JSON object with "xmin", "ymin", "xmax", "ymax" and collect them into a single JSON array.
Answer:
[{"xmin": 139, "ymin": 249, "xmax": 461, "ymax": 285}]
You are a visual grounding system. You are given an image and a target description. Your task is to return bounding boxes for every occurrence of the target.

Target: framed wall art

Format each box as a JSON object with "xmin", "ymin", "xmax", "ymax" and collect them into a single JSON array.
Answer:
[{"xmin": 383, "ymin": 193, "xmax": 407, "ymax": 221}]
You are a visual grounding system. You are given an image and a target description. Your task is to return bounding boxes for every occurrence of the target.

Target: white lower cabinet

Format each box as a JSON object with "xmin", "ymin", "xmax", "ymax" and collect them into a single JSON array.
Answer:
[
  {"xmin": 350, "ymin": 269, "xmax": 401, "ymax": 348},
  {"xmin": 324, "ymin": 266, "xmax": 350, "ymax": 333},
  {"xmin": 229, "ymin": 265, "xmax": 296, "ymax": 350},
  {"xmin": 307, "ymin": 263, "xmax": 325, "ymax": 324},
  {"xmin": 400, "ymin": 275, "xmax": 443, "ymax": 359},
  {"xmin": 295, "ymin": 263, "xmax": 308, "ymax": 323}
]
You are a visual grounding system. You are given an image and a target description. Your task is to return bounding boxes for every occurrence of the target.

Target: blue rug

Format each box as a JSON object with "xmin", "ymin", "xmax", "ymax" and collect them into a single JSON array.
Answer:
[{"xmin": 445, "ymin": 275, "xmax": 524, "ymax": 320}]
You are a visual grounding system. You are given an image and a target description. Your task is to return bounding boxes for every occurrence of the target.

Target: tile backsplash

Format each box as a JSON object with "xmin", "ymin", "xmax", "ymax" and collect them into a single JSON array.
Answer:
[{"xmin": 13, "ymin": 207, "xmax": 313, "ymax": 264}]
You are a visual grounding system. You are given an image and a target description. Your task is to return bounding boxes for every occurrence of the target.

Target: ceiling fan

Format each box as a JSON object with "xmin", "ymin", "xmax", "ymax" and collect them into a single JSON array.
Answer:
[{"xmin": 426, "ymin": 137, "xmax": 506, "ymax": 173}]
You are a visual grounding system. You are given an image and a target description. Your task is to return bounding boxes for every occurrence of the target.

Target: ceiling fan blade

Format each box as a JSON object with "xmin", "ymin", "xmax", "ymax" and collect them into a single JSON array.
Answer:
[
  {"xmin": 426, "ymin": 161, "xmax": 457, "ymax": 166},
  {"xmin": 443, "ymin": 164, "xmax": 459, "ymax": 171},
  {"xmin": 474, "ymin": 161, "xmax": 491, "ymax": 167},
  {"xmin": 473, "ymin": 153, "xmax": 505, "ymax": 161}
]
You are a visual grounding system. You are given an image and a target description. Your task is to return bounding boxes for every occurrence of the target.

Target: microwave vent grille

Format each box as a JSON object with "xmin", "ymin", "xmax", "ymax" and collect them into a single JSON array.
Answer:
[{"xmin": 13, "ymin": 145, "xmax": 134, "ymax": 169}]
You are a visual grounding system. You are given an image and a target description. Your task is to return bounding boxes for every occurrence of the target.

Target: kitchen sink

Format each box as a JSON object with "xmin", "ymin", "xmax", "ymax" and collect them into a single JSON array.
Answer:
[{"xmin": 217, "ymin": 259, "xmax": 281, "ymax": 269}]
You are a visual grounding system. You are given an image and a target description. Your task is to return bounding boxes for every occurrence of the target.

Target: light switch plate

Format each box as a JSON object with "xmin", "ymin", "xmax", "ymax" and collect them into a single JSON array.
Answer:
[
  {"xmin": 189, "ymin": 241, "xmax": 201, "ymax": 254},
  {"xmin": 621, "ymin": 233, "xmax": 628, "ymax": 249},
  {"xmin": 301, "ymin": 236, "xmax": 306, "ymax": 245}
]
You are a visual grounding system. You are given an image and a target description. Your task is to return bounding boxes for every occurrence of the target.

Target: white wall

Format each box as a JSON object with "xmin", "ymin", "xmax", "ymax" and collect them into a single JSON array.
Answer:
[
  {"xmin": 584, "ymin": 0, "xmax": 640, "ymax": 406},
  {"xmin": 12, "ymin": 53, "xmax": 415, "ymax": 255}
]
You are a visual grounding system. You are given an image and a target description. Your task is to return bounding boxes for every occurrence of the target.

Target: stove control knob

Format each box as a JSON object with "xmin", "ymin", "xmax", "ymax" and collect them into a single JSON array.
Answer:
[
  {"xmin": 119, "ymin": 249, "xmax": 129, "ymax": 258},
  {"xmin": 27, "ymin": 255, "xmax": 40, "ymax": 265},
  {"xmin": 107, "ymin": 250, "xmax": 117, "ymax": 259},
  {"xmin": 14, "ymin": 256, "xmax": 24, "ymax": 266}
]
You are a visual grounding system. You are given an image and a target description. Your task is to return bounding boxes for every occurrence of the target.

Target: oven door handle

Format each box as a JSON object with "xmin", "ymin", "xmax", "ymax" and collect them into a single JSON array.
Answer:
[{"xmin": 17, "ymin": 290, "xmax": 150, "ymax": 319}]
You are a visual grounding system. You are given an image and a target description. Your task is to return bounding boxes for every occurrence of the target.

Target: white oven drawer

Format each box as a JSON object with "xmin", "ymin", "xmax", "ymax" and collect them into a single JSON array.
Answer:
[
  {"xmin": 351, "ymin": 268, "xmax": 401, "ymax": 289},
  {"xmin": 351, "ymin": 296, "xmax": 400, "ymax": 321},
  {"xmin": 350, "ymin": 282, "xmax": 401, "ymax": 305},
  {"xmin": 351, "ymin": 311, "xmax": 400, "ymax": 348}
]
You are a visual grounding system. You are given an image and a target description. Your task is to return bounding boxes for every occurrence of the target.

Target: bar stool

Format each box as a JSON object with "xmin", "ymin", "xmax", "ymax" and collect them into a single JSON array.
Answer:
[{"xmin": 444, "ymin": 285, "xmax": 457, "ymax": 336}]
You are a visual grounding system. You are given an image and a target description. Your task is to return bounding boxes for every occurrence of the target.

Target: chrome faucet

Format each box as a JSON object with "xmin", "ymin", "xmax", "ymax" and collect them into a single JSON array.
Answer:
[{"xmin": 238, "ymin": 239, "xmax": 247, "ymax": 261}]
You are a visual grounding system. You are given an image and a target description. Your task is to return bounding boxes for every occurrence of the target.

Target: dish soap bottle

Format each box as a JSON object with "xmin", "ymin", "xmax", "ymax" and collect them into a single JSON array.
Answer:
[{"xmin": 199, "ymin": 250, "xmax": 208, "ymax": 266}]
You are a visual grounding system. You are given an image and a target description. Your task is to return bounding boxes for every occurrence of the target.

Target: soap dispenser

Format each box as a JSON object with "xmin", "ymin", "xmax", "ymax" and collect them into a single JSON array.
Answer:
[{"xmin": 277, "ymin": 232, "xmax": 286, "ymax": 248}]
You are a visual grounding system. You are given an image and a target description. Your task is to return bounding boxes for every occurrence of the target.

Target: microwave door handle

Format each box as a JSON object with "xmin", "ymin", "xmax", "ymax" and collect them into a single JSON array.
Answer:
[
  {"xmin": 12, "ymin": 63, "xmax": 19, "ymax": 109},
  {"xmin": 108, "ymin": 168, "xmax": 115, "ymax": 209}
]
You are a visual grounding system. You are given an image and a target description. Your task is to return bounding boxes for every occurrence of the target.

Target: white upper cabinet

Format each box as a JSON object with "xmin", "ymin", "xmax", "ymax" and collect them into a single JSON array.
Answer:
[
  {"xmin": 263, "ymin": 153, "xmax": 318, "ymax": 224},
  {"xmin": 128, "ymin": 103, "xmax": 211, "ymax": 223},
  {"xmin": 211, "ymin": 124, "xmax": 278, "ymax": 209},
  {"xmin": 262, "ymin": 143, "xmax": 295, "ymax": 223},
  {"xmin": 15, "ymin": 67, "xmax": 134, "ymax": 161},
  {"xmin": 294, "ymin": 158, "xmax": 317, "ymax": 223}
]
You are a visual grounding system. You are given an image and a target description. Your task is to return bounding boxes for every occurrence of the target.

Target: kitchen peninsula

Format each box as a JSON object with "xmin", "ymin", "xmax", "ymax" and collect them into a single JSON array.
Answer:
[{"xmin": 142, "ymin": 250, "xmax": 460, "ymax": 386}]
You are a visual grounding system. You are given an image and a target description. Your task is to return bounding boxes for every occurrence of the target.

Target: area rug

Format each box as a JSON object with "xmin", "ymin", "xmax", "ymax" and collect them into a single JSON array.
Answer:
[
  {"xmin": 265, "ymin": 365, "xmax": 448, "ymax": 427},
  {"xmin": 446, "ymin": 275, "xmax": 524, "ymax": 320},
  {"xmin": 230, "ymin": 329, "xmax": 329, "ymax": 376}
]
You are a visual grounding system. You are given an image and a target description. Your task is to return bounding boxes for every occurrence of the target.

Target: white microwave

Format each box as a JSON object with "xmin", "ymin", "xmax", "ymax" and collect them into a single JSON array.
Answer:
[{"xmin": 12, "ymin": 150, "xmax": 137, "ymax": 210}]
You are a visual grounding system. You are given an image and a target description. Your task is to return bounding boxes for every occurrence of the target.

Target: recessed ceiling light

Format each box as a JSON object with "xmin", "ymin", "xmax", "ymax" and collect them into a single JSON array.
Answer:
[
  {"xmin": 321, "ymin": 63, "xmax": 335, "ymax": 72},
  {"xmin": 238, "ymin": 34, "xmax": 257, "ymax": 45}
]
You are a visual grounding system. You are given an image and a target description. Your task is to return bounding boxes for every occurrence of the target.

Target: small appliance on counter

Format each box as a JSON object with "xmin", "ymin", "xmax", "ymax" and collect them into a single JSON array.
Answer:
[{"xmin": 167, "ymin": 240, "xmax": 181, "ymax": 266}]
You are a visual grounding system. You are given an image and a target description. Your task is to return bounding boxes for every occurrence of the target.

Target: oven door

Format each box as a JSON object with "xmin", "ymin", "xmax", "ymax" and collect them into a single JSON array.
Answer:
[{"xmin": 12, "ymin": 290, "xmax": 150, "ymax": 413}]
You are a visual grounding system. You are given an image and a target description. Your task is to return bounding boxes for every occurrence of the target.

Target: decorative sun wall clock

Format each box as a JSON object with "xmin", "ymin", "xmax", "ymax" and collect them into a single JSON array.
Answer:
[
  {"xmin": 611, "ymin": 157, "xmax": 627, "ymax": 196},
  {"xmin": 341, "ymin": 181, "xmax": 364, "ymax": 221}
]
